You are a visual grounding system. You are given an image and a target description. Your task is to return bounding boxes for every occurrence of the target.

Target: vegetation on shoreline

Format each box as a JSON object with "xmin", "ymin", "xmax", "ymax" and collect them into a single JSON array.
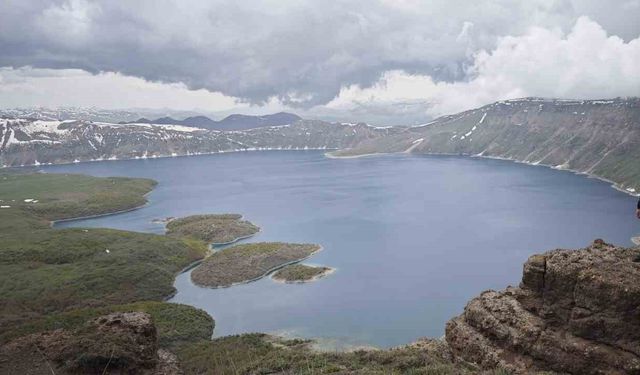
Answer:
[
  {"xmin": 0, "ymin": 172, "xmax": 156, "ymax": 221},
  {"xmin": 176, "ymin": 333, "xmax": 490, "ymax": 374},
  {"xmin": 0, "ymin": 172, "xmax": 208, "ymax": 331},
  {"xmin": 272, "ymin": 263, "xmax": 333, "ymax": 283},
  {"xmin": 165, "ymin": 213, "xmax": 259, "ymax": 244},
  {"xmin": 191, "ymin": 242, "xmax": 321, "ymax": 288}
]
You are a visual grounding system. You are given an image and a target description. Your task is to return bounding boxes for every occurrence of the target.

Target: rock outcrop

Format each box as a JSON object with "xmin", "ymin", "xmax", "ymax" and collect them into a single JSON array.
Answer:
[
  {"xmin": 446, "ymin": 240, "xmax": 640, "ymax": 374},
  {"xmin": 0, "ymin": 312, "xmax": 181, "ymax": 374}
]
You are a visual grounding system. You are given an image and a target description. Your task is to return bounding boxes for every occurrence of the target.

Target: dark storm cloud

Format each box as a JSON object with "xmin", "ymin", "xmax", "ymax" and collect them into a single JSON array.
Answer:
[{"xmin": 1, "ymin": 0, "xmax": 639, "ymax": 107}]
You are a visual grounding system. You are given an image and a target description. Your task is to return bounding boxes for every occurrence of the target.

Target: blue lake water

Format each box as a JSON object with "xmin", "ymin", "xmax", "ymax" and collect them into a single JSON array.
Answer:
[{"xmin": 43, "ymin": 151, "xmax": 638, "ymax": 348}]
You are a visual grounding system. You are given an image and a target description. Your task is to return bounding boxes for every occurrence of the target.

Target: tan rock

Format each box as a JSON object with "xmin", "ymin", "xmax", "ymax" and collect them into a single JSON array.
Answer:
[{"xmin": 446, "ymin": 241, "xmax": 640, "ymax": 374}]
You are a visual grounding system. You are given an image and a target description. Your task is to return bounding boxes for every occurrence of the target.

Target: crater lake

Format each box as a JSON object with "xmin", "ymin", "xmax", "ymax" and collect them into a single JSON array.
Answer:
[{"xmin": 43, "ymin": 151, "xmax": 638, "ymax": 349}]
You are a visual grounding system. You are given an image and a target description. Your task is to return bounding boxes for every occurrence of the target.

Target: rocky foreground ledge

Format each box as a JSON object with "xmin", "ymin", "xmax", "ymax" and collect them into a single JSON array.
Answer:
[
  {"xmin": 0, "ymin": 312, "xmax": 181, "ymax": 374},
  {"xmin": 446, "ymin": 239, "xmax": 640, "ymax": 374}
]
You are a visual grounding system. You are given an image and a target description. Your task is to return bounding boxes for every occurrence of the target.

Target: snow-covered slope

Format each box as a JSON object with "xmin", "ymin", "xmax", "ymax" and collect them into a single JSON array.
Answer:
[{"xmin": 0, "ymin": 119, "xmax": 394, "ymax": 167}]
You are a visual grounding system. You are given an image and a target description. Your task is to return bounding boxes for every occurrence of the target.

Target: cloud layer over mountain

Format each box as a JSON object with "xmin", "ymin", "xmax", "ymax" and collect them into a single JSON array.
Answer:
[{"xmin": 0, "ymin": 0, "xmax": 639, "ymax": 124}]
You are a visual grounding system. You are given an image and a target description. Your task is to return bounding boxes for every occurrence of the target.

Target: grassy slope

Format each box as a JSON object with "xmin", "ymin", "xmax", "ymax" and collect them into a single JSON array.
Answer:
[
  {"xmin": 0, "ymin": 172, "xmax": 208, "ymax": 330},
  {"xmin": 166, "ymin": 213, "xmax": 259, "ymax": 244},
  {"xmin": 0, "ymin": 301, "xmax": 213, "ymax": 350},
  {"xmin": 0, "ymin": 172, "xmax": 156, "ymax": 220},
  {"xmin": 191, "ymin": 242, "xmax": 320, "ymax": 288},
  {"xmin": 177, "ymin": 334, "xmax": 492, "ymax": 375}
]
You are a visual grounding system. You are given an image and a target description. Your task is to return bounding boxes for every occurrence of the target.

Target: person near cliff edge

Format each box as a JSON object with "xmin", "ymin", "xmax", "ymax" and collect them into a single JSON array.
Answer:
[{"xmin": 637, "ymin": 198, "xmax": 640, "ymax": 219}]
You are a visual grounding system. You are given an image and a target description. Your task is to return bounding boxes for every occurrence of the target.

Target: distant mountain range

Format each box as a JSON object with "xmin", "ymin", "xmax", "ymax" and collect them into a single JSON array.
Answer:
[
  {"xmin": 1, "ymin": 98, "xmax": 639, "ymax": 194},
  {"xmin": 119, "ymin": 112, "xmax": 302, "ymax": 131}
]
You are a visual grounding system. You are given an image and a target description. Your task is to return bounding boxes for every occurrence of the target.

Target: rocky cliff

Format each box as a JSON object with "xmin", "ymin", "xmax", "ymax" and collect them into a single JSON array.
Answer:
[{"xmin": 445, "ymin": 240, "xmax": 640, "ymax": 374}]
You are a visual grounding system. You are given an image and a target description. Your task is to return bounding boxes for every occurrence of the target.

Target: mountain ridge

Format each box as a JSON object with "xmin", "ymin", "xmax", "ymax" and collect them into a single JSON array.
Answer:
[
  {"xmin": 1, "ymin": 97, "xmax": 639, "ymax": 194},
  {"xmin": 119, "ymin": 111, "xmax": 302, "ymax": 131}
]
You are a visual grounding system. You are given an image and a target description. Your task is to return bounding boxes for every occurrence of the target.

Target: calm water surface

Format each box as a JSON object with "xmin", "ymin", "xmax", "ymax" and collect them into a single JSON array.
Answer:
[{"xmin": 43, "ymin": 151, "xmax": 638, "ymax": 348}]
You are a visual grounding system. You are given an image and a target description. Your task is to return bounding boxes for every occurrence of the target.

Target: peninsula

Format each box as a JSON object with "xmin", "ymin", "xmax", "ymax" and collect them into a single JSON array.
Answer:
[
  {"xmin": 191, "ymin": 242, "xmax": 321, "ymax": 288},
  {"xmin": 166, "ymin": 213, "xmax": 259, "ymax": 245}
]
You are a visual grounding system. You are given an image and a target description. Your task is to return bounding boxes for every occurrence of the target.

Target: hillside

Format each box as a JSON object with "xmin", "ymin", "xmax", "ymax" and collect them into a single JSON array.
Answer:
[
  {"xmin": 0, "ymin": 119, "xmax": 395, "ymax": 167},
  {"xmin": 331, "ymin": 98, "xmax": 640, "ymax": 193}
]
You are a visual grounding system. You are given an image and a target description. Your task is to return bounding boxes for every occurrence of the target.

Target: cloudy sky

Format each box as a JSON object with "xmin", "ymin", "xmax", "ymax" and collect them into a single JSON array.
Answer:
[{"xmin": 0, "ymin": 0, "xmax": 639, "ymax": 125}]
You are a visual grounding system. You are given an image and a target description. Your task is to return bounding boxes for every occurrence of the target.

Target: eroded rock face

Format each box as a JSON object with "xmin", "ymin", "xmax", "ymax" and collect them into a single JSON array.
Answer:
[
  {"xmin": 446, "ymin": 240, "xmax": 640, "ymax": 374},
  {"xmin": 0, "ymin": 312, "xmax": 181, "ymax": 374}
]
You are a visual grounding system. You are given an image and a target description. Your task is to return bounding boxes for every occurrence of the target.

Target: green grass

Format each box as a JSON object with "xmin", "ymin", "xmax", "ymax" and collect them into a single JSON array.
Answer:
[
  {"xmin": 0, "ymin": 301, "xmax": 213, "ymax": 349},
  {"xmin": 0, "ymin": 172, "xmax": 208, "ymax": 332},
  {"xmin": 0, "ymin": 172, "xmax": 156, "ymax": 221},
  {"xmin": 272, "ymin": 264, "xmax": 333, "ymax": 282},
  {"xmin": 177, "ymin": 333, "xmax": 484, "ymax": 375},
  {"xmin": 166, "ymin": 213, "xmax": 259, "ymax": 244},
  {"xmin": 191, "ymin": 242, "xmax": 321, "ymax": 288}
]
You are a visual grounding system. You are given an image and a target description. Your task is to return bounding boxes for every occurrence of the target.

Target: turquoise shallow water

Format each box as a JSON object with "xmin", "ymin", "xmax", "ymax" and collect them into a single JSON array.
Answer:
[{"xmin": 44, "ymin": 151, "xmax": 638, "ymax": 348}]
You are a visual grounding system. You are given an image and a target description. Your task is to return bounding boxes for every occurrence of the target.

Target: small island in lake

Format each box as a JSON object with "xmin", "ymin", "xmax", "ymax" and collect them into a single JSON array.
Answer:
[
  {"xmin": 272, "ymin": 264, "xmax": 334, "ymax": 283},
  {"xmin": 191, "ymin": 242, "xmax": 321, "ymax": 288},
  {"xmin": 165, "ymin": 213, "xmax": 259, "ymax": 245}
]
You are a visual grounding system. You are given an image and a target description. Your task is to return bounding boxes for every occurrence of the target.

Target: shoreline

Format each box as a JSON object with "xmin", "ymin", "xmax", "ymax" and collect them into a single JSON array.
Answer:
[
  {"xmin": 49, "ymin": 184, "xmax": 155, "ymax": 228},
  {"xmin": 468, "ymin": 153, "xmax": 639, "ymax": 198},
  {"xmin": 2, "ymin": 147, "xmax": 340, "ymax": 170},
  {"xmin": 323, "ymin": 151, "xmax": 394, "ymax": 159},
  {"xmin": 16, "ymin": 145, "xmax": 637, "ymax": 197},
  {"xmin": 209, "ymin": 231, "xmax": 261, "ymax": 248},
  {"xmin": 328, "ymin": 150, "xmax": 640, "ymax": 198},
  {"xmin": 50, "ymin": 202, "xmax": 149, "ymax": 228}
]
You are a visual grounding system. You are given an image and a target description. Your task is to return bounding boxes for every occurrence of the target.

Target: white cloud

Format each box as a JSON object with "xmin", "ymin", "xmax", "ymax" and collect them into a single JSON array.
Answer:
[
  {"xmin": 2, "ymin": 0, "xmax": 639, "ymax": 106},
  {"xmin": 0, "ymin": 67, "xmax": 241, "ymax": 111},
  {"xmin": 328, "ymin": 16, "xmax": 640, "ymax": 119}
]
